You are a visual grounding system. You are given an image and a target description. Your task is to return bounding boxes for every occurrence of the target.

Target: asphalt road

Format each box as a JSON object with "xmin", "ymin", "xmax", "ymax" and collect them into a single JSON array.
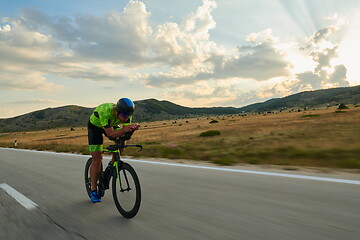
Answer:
[{"xmin": 0, "ymin": 148, "xmax": 359, "ymax": 240}]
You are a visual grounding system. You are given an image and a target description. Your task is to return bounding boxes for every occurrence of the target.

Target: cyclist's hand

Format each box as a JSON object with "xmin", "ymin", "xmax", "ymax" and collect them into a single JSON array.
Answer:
[{"xmin": 124, "ymin": 123, "xmax": 140, "ymax": 132}]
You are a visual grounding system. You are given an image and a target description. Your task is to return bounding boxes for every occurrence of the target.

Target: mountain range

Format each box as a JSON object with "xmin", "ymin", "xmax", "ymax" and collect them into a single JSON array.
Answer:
[
  {"xmin": 1, "ymin": 85, "xmax": 359, "ymax": 132},
  {"xmin": 239, "ymin": 85, "xmax": 360, "ymax": 112}
]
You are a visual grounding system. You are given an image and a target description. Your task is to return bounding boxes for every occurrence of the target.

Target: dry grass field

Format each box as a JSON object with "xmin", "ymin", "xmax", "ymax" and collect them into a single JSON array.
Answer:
[{"xmin": 1, "ymin": 106, "xmax": 360, "ymax": 169}]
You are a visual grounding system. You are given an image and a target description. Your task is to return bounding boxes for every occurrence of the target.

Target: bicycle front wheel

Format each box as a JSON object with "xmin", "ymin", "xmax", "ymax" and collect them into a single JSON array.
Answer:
[{"xmin": 112, "ymin": 162, "xmax": 141, "ymax": 218}]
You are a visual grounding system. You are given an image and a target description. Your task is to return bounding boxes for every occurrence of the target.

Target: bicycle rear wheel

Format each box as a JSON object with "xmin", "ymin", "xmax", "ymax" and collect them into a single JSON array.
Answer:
[
  {"xmin": 84, "ymin": 158, "xmax": 104, "ymax": 198},
  {"xmin": 112, "ymin": 162, "xmax": 141, "ymax": 218}
]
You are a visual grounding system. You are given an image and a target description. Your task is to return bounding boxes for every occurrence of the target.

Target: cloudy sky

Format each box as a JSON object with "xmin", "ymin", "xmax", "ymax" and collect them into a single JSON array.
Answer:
[{"xmin": 1, "ymin": 0, "xmax": 360, "ymax": 118}]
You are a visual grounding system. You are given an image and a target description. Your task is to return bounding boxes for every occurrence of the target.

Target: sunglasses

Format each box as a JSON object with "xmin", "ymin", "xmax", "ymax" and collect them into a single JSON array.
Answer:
[{"xmin": 118, "ymin": 112, "xmax": 131, "ymax": 118}]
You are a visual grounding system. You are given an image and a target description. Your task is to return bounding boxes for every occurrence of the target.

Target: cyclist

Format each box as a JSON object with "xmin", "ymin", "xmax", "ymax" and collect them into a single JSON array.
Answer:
[{"xmin": 88, "ymin": 98, "xmax": 140, "ymax": 203}]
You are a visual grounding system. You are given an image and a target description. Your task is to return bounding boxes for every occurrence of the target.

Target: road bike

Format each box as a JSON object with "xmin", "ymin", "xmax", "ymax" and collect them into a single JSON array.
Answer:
[{"xmin": 84, "ymin": 131, "xmax": 142, "ymax": 218}]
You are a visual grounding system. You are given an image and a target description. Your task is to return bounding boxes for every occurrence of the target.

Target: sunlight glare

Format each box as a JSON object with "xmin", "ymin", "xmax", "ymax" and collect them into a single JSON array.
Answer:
[{"xmin": 335, "ymin": 13, "xmax": 360, "ymax": 85}]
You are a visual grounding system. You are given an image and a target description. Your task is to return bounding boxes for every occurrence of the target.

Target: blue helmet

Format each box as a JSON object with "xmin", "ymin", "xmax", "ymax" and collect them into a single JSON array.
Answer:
[{"xmin": 116, "ymin": 98, "xmax": 135, "ymax": 117}]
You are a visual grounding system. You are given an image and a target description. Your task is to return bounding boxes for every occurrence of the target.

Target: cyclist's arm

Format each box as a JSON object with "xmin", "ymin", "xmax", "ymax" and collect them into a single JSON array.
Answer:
[{"xmin": 103, "ymin": 123, "xmax": 139, "ymax": 139}]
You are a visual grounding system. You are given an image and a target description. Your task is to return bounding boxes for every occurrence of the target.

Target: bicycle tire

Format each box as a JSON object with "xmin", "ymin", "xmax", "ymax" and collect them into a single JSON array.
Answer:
[
  {"xmin": 84, "ymin": 158, "xmax": 104, "ymax": 198},
  {"xmin": 112, "ymin": 162, "xmax": 141, "ymax": 218}
]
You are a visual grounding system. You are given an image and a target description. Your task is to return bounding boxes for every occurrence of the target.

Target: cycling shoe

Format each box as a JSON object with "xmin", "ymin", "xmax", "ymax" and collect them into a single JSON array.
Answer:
[{"xmin": 90, "ymin": 191, "xmax": 101, "ymax": 203}]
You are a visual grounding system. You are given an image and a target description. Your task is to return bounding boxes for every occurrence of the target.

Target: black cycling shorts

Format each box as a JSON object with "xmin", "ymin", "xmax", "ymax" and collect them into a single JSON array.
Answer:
[{"xmin": 88, "ymin": 121, "xmax": 107, "ymax": 152}]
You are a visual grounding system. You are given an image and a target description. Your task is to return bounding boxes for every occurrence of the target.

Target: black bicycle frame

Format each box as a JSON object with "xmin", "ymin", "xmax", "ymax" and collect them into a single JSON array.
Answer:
[{"xmin": 105, "ymin": 138, "xmax": 142, "ymax": 192}]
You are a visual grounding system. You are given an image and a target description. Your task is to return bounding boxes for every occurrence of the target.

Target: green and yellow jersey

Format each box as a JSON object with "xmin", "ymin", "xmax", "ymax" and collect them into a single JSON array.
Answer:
[
  {"xmin": 88, "ymin": 103, "xmax": 132, "ymax": 152},
  {"xmin": 90, "ymin": 103, "xmax": 132, "ymax": 128}
]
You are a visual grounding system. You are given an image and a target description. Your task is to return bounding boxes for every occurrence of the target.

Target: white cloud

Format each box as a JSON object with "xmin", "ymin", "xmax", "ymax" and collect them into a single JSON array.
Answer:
[
  {"xmin": 0, "ymin": 15, "xmax": 63, "ymax": 92},
  {"xmin": 0, "ymin": 1, "xmax": 155, "ymax": 92},
  {"xmin": 289, "ymin": 22, "xmax": 350, "ymax": 91},
  {"xmin": 182, "ymin": 0, "xmax": 217, "ymax": 34},
  {"xmin": 1, "ymin": 0, "xmax": 221, "ymax": 90},
  {"xmin": 257, "ymin": 18, "xmax": 351, "ymax": 100},
  {"xmin": 73, "ymin": 2, "xmax": 153, "ymax": 64},
  {"xmin": 335, "ymin": 12, "xmax": 360, "ymax": 86},
  {"xmin": 163, "ymin": 80, "xmax": 239, "ymax": 107},
  {"xmin": 145, "ymin": 29, "xmax": 291, "ymax": 87},
  {"xmin": 0, "ymin": 24, "xmax": 11, "ymax": 32},
  {"xmin": 0, "ymin": 68, "xmax": 63, "ymax": 92}
]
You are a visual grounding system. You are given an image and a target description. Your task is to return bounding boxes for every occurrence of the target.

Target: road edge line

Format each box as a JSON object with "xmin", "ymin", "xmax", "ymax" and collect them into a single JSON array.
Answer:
[{"xmin": 1, "ymin": 147, "xmax": 360, "ymax": 185}]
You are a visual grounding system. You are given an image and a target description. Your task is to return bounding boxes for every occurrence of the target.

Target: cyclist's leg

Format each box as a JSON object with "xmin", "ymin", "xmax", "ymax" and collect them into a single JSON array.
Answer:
[
  {"xmin": 88, "ymin": 121, "xmax": 105, "ymax": 192},
  {"xmin": 90, "ymin": 151, "xmax": 102, "ymax": 191}
]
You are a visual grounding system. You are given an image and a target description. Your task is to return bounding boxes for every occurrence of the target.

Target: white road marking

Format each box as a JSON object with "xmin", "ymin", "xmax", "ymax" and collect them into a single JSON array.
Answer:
[
  {"xmin": 1, "ymin": 147, "xmax": 360, "ymax": 185},
  {"xmin": 121, "ymin": 158, "xmax": 360, "ymax": 185},
  {"xmin": 0, "ymin": 183, "xmax": 38, "ymax": 210}
]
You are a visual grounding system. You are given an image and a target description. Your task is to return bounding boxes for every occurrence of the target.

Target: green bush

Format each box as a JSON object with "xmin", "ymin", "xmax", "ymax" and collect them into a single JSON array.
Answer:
[
  {"xmin": 338, "ymin": 103, "xmax": 349, "ymax": 109},
  {"xmin": 200, "ymin": 130, "xmax": 221, "ymax": 137},
  {"xmin": 209, "ymin": 120, "xmax": 219, "ymax": 124}
]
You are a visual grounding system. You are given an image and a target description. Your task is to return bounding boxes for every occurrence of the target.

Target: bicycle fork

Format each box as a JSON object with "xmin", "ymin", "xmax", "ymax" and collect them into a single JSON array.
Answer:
[{"xmin": 113, "ymin": 152, "xmax": 132, "ymax": 192}]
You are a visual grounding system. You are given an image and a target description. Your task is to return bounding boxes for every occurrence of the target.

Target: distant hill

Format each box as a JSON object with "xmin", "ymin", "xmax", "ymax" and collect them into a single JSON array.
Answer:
[
  {"xmin": 238, "ymin": 85, "xmax": 360, "ymax": 112},
  {"xmin": 0, "ymin": 105, "xmax": 94, "ymax": 133},
  {"xmin": 0, "ymin": 85, "xmax": 359, "ymax": 132},
  {"xmin": 134, "ymin": 99, "xmax": 241, "ymax": 122},
  {"xmin": 0, "ymin": 99, "xmax": 241, "ymax": 132}
]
